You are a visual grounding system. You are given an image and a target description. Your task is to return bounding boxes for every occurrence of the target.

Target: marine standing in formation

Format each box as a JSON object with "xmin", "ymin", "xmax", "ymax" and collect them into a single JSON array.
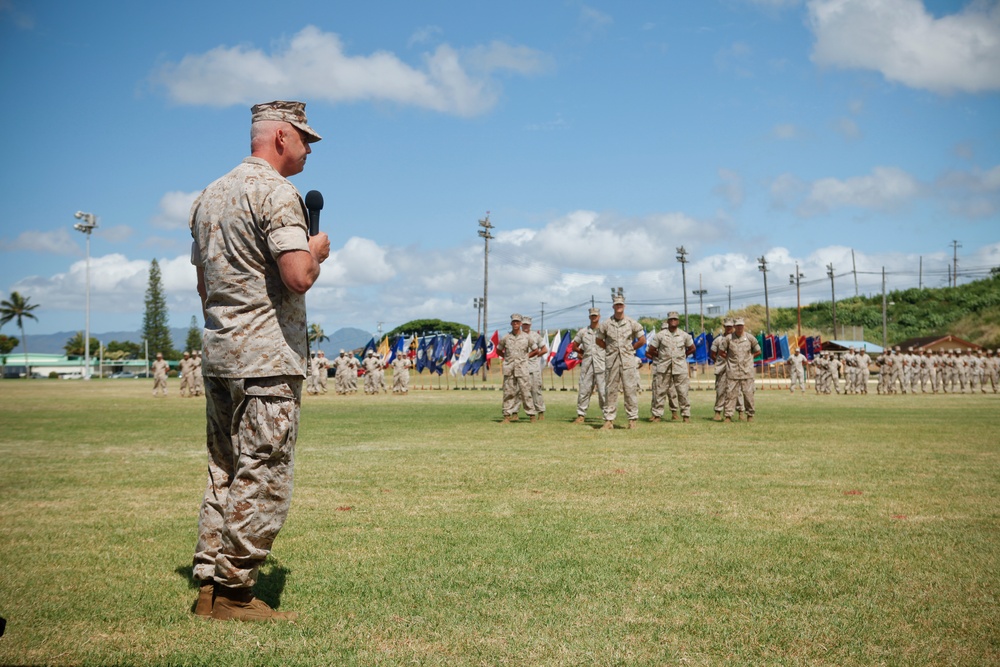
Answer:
[
  {"xmin": 497, "ymin": 313, "xmax": 538, "ymax": 423},
  {"xmin": 520, "ymin": 316, "xmax": 548, "ymax": 420},
  {"xmin": 179, "ymin": 351, "xmax": 194, "ymax": 397},
  {"xmin": 188, "ymin": 100, "xmax": 329, "ymax": 622},
  {"xmin": 787, "ymin": 346, "xmax": 808, "ymax": 394},
  {"xmin": 596, "ymin": 294, "xmax": 645, "ymax": 430},
  {"xmin": 646, "ymin": 311, "xmax": 695, "ymax": 423},
  {"xmin": 571, "ymin": 307, "xmax": 606, "ymax": 423},
  {"xmin": 391, "ymin": 352, "xmax": 412, "ymax": 394},
  {"xmin": 152, "ymin": 352, "xmax": 169, "ymax": 397},
  {"xmin": 718, "ymin": 318, "xmax": 761, "ymax": 423}
]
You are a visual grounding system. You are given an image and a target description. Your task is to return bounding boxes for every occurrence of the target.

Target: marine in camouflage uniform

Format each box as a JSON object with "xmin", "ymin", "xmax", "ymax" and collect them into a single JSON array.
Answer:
[
  {"xmin": 497, "ymin": 313, "xmax": 538, "ymax": 422},
  {"xmin": 179, "ymin": 351, "xmax": 194, "ymax": 397},
  {"xmin": 719, "ymin": 318, "xmax": 761, "ymax": 422},
  {"xmin": 647, "ymin": 311, "xmax": 695, "ymax": 422},
  {"xmin": 391, "ymin": 353, "xmax": 411, "ymax": 393},
  {"xmin": 152, "ymin": 353, "xmax": 169, "ymax": 397},
  {"xmin": 192, "ymin": 350, "xmax": 204, "ymax": 396},
  {"xmin": 189, "ymin": 100, "xmax": 329, "ymax": 622},
  {"xmin": 521, "ymin": 316, "xmax": 548, "ymax": 420},
  {"xmin": 787, "ymin": 347, "xmax": 808, "ymax": 394},
  {"xmin": 572, "ymin": 308, "xmax": 606, "ymax": 423},
  {"xmin": 596, "ymin": 294, "xmax": 645, "ymax": 429}
]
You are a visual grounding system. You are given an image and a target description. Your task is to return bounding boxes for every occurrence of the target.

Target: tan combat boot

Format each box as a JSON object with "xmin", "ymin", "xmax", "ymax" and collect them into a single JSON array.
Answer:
[
  {"xmin": 724, "ymin": 416, "xmax": 732, "ymax": 423},
  {"xmin": 530, "ymin": 414, "xmax": 537, "ymax": 423},
  {"xmin": 572, "ymin": 416, "xmax": 585, "ymax": 424},
  {"xmin": 193, "ymin": 579, "xmax": 215, "ymax": 617},
  {"xmin": 746, "ymin": 416, "xmax": 754, "ymax": 423},
  {"xmin": 627, "ymin": 420, "xmax": 637, "ymax": 430},
  {"xmin": 502, "ymin": 415, "xmax": 512, "ymax": 424},
  {"xmin": 601, "ymin": 420, "xmax": 614, "ymax": 430},
  {"xmin": 671, "ymin": 412, "xmax": 679, "ymax": 421},
  {"xmin": 211, "ymin": 586, "xmax": 299, "ymax": 622},
  {"xmin": 650, "ymin": 415, "xmax": 661, "ymax": 423},
  {"xmin": 538, "ymin": 412, "xmax": 545, "ymax": 421},
  {"xmin": 713, "ymin": 413, "xmax": 722, "ymax": 422},
  {"xmin": 682, "ymin": 416, "xmax": 690, "ymax": 423}
]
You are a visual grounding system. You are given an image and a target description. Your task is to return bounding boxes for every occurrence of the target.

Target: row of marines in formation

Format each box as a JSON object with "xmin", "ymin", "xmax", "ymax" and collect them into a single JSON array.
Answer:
[
  {"xmin": 306, "ymin": 348, "xmax": 414, "ymax": 395},
  {"xmin": 496, "ymin": 296, "xmax": 761, "ymax": 428}
]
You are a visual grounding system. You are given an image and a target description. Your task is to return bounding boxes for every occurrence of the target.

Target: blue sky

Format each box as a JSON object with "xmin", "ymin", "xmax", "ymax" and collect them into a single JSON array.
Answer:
[{"xmin": 1, "ymin": 0, "xmax": 998, "ymax": 342}]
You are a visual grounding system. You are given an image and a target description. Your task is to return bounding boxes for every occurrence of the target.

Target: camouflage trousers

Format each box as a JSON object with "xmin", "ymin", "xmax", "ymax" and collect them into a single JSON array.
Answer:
[
  {"xmin": 651, "ymin": 371, "xmax": 689, "ymax": 418},
  {"xmin": 502, "ymin": 372, "xmax": 536, "ymax": 417},
  {"xmin": 725, "ymin": 378, "xmax": 755, "ymax": 418},
  {"xmin": 392, "ymin": 371, "xmax": 409, "ymax": 393},
  {"xmin": 193, "ymin": 375, "xmax": 301, "ymax": 589},
  {"xmin": 603, "ymin": 357, "xmax": 639, "ymax": 422},
  {"xmin": 789, "ymin": 368, "xmax": 806, "ymax": 392},
  {"xmin": 576, "ymin": 362, "xmax": 606, "ymax": 417}
]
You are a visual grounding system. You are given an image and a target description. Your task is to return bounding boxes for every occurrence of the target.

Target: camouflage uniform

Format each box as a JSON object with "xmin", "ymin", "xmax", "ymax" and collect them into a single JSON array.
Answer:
[
  {"xmin": 788, "ymin": 349, "xmax": 807, "ymax": 393},
  {"xmin": 522, "ymin": 317, "xmax": 547, "ymax": 418},
  {"xmin": 647, "ymin": 314, "xmax": 694, "ymax": 420},
  {"xmin": 596, "ymin": 298, "xmax": 644, "ymax": 425},
  {"xmin": 179, "ymin": 352, "xmax": 194, "ymax": 397},
  {"xmin": 720, "ymin": 323, "xmax": 761, "ymax": 420},
  {"xmin": 497, "ymin": 315, "xmax": 537, "ymax": 420},
  {"xmin": 189, "ymin": 153, "xmax": 311, "ymax": 591},
  {"xmin": 192, "ymin": 351, "xmax": 204, "ymax": 396},
  {"xmin": 572, "ymin": 310, "xmax": 606, "ymax": 421},
  {"xmin": 152, "ymin": 356, "xmax": 169, "ymax": 397},
  {"xmin": 391, "ymin": 355, "xmax": 411, "ymax": 393}
]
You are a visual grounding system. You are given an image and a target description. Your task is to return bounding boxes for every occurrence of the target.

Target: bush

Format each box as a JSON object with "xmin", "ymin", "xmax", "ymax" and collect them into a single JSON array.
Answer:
[
  {"xmin": 48, "ymin": 371, "xmax": 58, "ymax": 379},
  {"xmin": 168, "ymin": 370, "xmax": 179, "ymax": 378}
]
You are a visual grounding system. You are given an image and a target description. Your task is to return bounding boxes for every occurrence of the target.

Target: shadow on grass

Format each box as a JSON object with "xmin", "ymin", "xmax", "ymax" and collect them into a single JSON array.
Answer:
[{"xmin": 174, "ymin": 560, "xmax": 293, "ymax": 612}]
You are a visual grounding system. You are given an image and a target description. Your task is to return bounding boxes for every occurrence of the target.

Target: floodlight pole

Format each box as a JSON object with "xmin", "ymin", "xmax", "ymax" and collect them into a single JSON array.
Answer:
[
  {"xmin": 827, "ymin": 263, "xmax": 837, "ymax": 338},
  {"xmin": 789, "ymin": 262, "xmax": 804, "ymax": 338},
  {"xmin": 693, "ymin": 274, "xmax": 707, "ymax": 333},
  {"xmin": 758, "ymin": 255, "xmax": 770, "ymax": 334},
  {"xmin": 478, "ymin": 213, "xmax": 494, "ymax": 381},
  {"xmin": 73, "ymin": 211, "xmax": 98, "ymax": 380},
  {"xmin": 676, "ymin": 246, "xmax": 689, "ymax": 330}
]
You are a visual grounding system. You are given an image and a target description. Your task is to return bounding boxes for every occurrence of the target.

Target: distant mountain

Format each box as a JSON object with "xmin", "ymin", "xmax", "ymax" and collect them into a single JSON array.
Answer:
[{"xmin": 5, "ymin": 327, "xmax": 373, "ymax": 356}]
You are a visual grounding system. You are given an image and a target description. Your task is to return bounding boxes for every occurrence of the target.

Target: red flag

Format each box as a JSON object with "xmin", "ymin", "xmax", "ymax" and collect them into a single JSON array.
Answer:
[
  {"xmin": 563, "ymin": 341, "xmax": 580, "ymax": 371},
  {"xmin": 487, "ymin": 330, "xmax": 500, "ymax": 360}
]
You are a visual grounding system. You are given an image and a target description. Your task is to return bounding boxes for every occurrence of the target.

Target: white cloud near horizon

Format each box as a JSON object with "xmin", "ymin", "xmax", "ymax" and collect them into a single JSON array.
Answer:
[
  {"xmin": 808, "ymin": 0, "xmax": 1000, "ymax": 94},
  {"xmin": 153, "ymin": 26, "xmax": 552, "ymax": 117},
  {"xmin": 0, "ymin": 228, "xmax": 81, "ymax": 256},
  {"xmin": 151, "ymin": 191, "xmax": 200, "ymax": 230}
]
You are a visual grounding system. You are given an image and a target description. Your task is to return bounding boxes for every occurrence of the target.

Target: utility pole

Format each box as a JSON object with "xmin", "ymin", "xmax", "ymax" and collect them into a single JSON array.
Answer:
[
  {"xmin": 918, "ymin": 256, "xmax": 923, "ymax": 289},
  {"xmin": 478, "ymin": 212, "xmax": 494, "ymax": 380},
  {"xmin": 693, "ymin": 274, "xmax": 707, "ymax": 333},
  {"xmin": 951, "ymin": 239, "xmax": 961, "ymax": 287},
  {"xmin": 725, "ymin": 284, "xmax": 732, "ymax": 314},
  {"xmin": 758, "ymin": 255, "xmax": 771, "ymax": 334},
  {"xmin": 789, "ymin": 262, "xmax": 804, "ymax": 338},
  {"xmin": 826, "ymin": 263, "xmax": 837, "ymax": 339},
  {"xmin": 881, "ymin": 267, "xmax": 888, "ymax": 350},
  {"xmin": 540, "ymin": 302, "xmax": 545, "ymax": 333},
  {"xmin": 851, "ymin": 248, "xmax": 859, "ymax": 296},
  {"xmin": 676, "ymin": 246, "xmax": 689, "ymax": 330},
  {"xmin": 474, "ymin": 297, "xmax": 483, "ymax": 336}
]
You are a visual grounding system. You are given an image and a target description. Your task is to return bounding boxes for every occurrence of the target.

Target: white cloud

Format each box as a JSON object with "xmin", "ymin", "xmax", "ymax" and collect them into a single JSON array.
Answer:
[
  {"xmin": 151, "ymin": 191, "xmax": 199, "ymax": 230},
  {"xmin": 771, "ymin": 123, "xmax": 803, "ymax": 140},
  {"xmin": 318, "ymin": 236, "xmax": 396, "ymax": 287},
  {"xmin": 793, "ymin": 166, "xmax": 921, "ymax": 217},
  {"xmin": 153, "ymin": 26, "xmax": 549, "ymax": 117},
  {"xmin": 409, "ymin": 25, "xmax": 443, "ymax": 47},
  {"xmin": 808, "ymin": 0, "xmax": 1000, "ymax": 94},
  {"xmin": 0, "ymin": 228, "xmax": 80, "ymax": 256}
]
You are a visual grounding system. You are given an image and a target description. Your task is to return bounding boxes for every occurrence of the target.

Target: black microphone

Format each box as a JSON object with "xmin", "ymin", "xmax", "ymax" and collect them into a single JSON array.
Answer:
[{"xmin": 305, "ymin": 190, "xmax": 324, "ymax": 237}]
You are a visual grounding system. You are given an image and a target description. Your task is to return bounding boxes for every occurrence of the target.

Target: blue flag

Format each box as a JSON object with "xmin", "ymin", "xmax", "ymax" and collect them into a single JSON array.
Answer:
[
  {"xmin": 416, "ymin": 336, "xmax": 428, "ymax": 372},
  {"xmin": 551, "ymin": 333, "xmax": 573, "ymax": 376},
  {"xmin": 464, "ymin": 334, "xmax": 487, "ymax": 375}
]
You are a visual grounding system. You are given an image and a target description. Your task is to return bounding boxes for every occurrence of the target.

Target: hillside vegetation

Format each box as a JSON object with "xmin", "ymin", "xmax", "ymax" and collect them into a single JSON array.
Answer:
[{"xmin": 638, "ymin": 272, "xmax": 1000, "ymax": 349}]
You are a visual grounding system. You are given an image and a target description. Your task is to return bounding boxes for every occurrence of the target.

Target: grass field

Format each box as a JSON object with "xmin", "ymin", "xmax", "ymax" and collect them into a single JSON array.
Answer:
[{"xmin": 1, "ymin": 378, "xmax": 998, "ymax": 666}]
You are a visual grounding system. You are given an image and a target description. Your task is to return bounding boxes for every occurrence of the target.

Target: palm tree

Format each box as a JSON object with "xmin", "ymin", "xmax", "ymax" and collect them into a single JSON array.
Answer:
[
  {"xmin": 308, "ymin": 323, "xmax": 329, "ymax": 347},
  {"xmin": 0, "ymin": 292, "xmax": 40, "ymax": 378}
]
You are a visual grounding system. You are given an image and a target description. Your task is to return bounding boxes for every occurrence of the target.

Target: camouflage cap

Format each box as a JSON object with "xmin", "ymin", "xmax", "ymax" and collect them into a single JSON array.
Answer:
[
  {"xmin": 510, "ymin": 313, "xmax": 522, "ymax": 322},
  {"xmin": 339, "ymin": 349, "xmax": 345, "ymax": 354},
  {"xmin": 612, "ymin": 295, "xmax": 625, "ymax": 305},
  {"xmin": 588, "ymin": 308, "xmax": 600, "ymax": 317},
  {"xmin": 667, "ymin": 311, "xmax": 680, "ymax": 320},
  {"xmin": 521, "ymin": 316, "xmax": 533, "ymax": 325},
  {"xmin": 251, "ymin": 100, "xmax": 322, "ymax": 143},
  {"xmin": 733, "ymin": 318, "xmax": 745, "ymax": 326},
  {"xmin": 723, "ymin": 317, "xmax": 735, "ymax": 326}
]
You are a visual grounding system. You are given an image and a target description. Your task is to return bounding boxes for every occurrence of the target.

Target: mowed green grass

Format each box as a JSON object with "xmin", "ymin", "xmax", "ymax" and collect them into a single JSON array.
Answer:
[{"xmin": 0, "ymin": 378, "xmax": 998, "ymax": 666}]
